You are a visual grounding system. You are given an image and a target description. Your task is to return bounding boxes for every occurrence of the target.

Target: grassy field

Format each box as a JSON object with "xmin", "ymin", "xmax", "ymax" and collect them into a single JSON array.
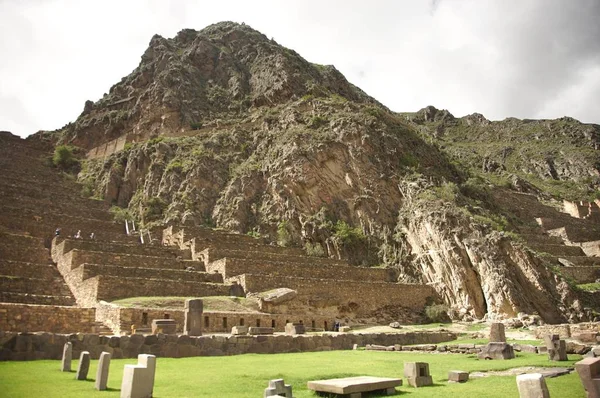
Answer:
[{"xmin": 0, "ymin": 350, "xmax": 584, "ymax": 397}]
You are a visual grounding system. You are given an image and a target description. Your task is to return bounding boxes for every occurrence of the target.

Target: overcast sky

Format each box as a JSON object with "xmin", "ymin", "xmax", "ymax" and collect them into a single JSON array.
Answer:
[{"xmin": 1, "ymin": 0, "xmax": 599, "ymax": 138}]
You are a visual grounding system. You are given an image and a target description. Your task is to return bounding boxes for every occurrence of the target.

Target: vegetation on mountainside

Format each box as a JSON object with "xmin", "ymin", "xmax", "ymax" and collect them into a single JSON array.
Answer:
[
  {"xmin": 405, "ymin": 107, "xmax": 600, "ymax": 202},
  {"xmin": 52, "ymin": 145, "xmax": 79, "ymax": 172}
]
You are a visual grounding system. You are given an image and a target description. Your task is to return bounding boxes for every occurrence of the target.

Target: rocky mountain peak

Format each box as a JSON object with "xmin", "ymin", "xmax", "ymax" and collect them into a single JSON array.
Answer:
[{"xmin": 56, "ymin": 21, "xmax": 377, "ymax": 150}]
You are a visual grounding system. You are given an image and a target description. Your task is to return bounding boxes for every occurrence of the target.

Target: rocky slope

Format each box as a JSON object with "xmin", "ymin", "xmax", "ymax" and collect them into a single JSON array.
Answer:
[{"xmin": 32, "ymin": 22, "xmax": 600, "ymax": 323}]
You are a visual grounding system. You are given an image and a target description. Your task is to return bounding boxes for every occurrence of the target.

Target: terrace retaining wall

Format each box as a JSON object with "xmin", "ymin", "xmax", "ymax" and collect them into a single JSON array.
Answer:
[
  {"xmin": 0, "ymin": 303, "xmax": 95, "ymax": 333},
  {"xmin": 0, "ymin": 330, "xmax": 456, "ymax": 360}
]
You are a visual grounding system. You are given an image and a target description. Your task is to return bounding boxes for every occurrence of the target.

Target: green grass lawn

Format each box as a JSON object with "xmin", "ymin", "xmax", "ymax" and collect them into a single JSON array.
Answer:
[{"xmin": 0, "ymin": 350, "xmax": 584, "ymax": 397}]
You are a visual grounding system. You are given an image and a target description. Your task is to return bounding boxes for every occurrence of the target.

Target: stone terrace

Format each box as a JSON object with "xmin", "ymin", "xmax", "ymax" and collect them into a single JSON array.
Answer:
[
  {"xmin": 51, "ymin": 237, "xmax": 234, "ymax": 308},
  {"xmin": 494, "ymin": 190, "xmax": 600, "ymax": 285},
  {"xmin": 0, "ymin": 132, "xmax": 436, "ymax": 335},
  {"xmin": 0, "ymin": 133, "xmax": 138, "ymax": 333},
  {"xmin": 164, "ymin": 226, "xmax": 436, "ymax": 322}
]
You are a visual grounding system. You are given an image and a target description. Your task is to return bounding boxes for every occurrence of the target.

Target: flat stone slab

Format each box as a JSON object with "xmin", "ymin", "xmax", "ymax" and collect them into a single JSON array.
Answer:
[{"xmin": 307, "ymin": 376, "xmax": 402, "ymax": 395}]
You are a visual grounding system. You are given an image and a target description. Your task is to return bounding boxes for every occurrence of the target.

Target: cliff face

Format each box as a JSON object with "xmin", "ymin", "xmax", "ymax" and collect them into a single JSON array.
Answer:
[{"xmin": 40, "ymin": 22, "xmax": 600, "ymax": 323}]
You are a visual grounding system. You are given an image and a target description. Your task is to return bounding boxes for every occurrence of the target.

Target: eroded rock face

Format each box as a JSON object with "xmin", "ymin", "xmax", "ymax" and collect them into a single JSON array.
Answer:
[{"xmin": 397, "ymin": 206, "xmax": 581, "ymax": 322}]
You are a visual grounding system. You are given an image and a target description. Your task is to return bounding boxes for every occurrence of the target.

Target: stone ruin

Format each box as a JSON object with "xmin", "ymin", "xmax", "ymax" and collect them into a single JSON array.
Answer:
[
  {"xmin": 516, "ymin": 373, "xmax": 550, "ymax": 398},
  {"xmin": 121, "ymin": 354, "xmax": 156, "ymax": 398},
  {"xmin": 151, "ymin": 319, "xmax": 177, "ymax": 335},
  {"xmin": 403, "ymin": 362, "xmax": 433, "ymax": 387},
  {"xmin": 544, "ymin": 334, "xmax": 568, "ymax": 361},
  {"xmin": 478, "ymin": 342, "xmax": 515, "ymax": 360},
  {"xmin": 575, "ymin": 357, "xmax": 600, "ymax": 397},
  {"xmin": 264, "ymin": 378, "xmax": 293, "ymax": 397}
]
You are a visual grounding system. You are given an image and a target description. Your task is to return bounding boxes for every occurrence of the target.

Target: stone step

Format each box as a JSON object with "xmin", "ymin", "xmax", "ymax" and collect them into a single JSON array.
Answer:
[
  {"xmin": 0, "ymin": 232, "xmax": 51, "ymax": 263},
  {"xmin": 60, "ymin": 249, "xmax": 195, "ymax": 272},
  {"xmin": 0, "ymin": 192, "xmax": 112, "ymax": 221},
  {"xmin": 0, "ymin": 292, "xmax": 75, "ymax": 306},
  {"xmin": 544, "ymin": 223, "xmax": 600, "ymax": 243},
  {"xmin": 553, "ymin": 256, "xmax": 600, "ymax": 267},
  {"xmin": 0, "ymin": 208, "xmax": 132, "ymax": 242},
  {"xmin": 0, "ymin": 260, "xmax": 61, "ymax": 279},
  {"xmin": 190, "ymin": 238, "xmax": 307, "ymax": 258},
  {"xmin": 560, "ymin": 267, "xmax": 600, "ymax": 284},
  {"xmin": 93, "ymin": 275, "xmax": 233, "ymax": 302},
  {"xmin": 0, "ymin": 182, "xmax": 109, "ymax": 212},
  {"xmin": 55, "ymin": 237, "xmax": 181, "ymax": 259},
  {"xmin": 0, "ymin": 275, "xmax": 72, "ymax": 296},
  {"xmin": 198, "ymin": 246, "xmax": 347, "ymax": 267},
  {"xmin": 529, "ymin": 244, "xmax": 586, "ymax": 257},
  {"xmin": 208, "ymin": 257, "xmax": 392, "ymax": 282},
  {"xmin": 170, "ymin": 226, "xmax": 265, "ymax": 246},
  {"xmin": 78, "ymin": 263, "xmax": 223, "ymax": 283},
  {"xmin": 0, "ymin": 174, "xmax": 80, "ymax": 194}
]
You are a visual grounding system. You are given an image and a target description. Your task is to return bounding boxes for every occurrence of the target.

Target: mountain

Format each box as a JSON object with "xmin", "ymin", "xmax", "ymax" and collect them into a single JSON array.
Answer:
[{"xmin": 32, "ymin": 21, "xmax": 600, "ymax": 323}]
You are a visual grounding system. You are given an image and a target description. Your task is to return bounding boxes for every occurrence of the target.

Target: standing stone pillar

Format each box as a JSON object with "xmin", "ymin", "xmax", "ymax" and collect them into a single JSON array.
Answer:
[
  {"xmin": 544, "ymin": 334, "xmax": 568, "ymax": 361},
  {"xmin": 489, "ymin": 323, "xmax": 506, "ymax": 343},
  {"xmin": 184, "ymin": 299, "xmax": 203, "ymax": 336},
  {"xmin": 575, "ymin": 357, "xmax": 600, "ymax": 398},
  {"xmin": 516, "ymin": 373, "xmax": 550, "ymax": 398},
  {"xmin": 95, "ymin": 351, "xmax": 112, "ymax": 391},
  {"xmin": 120, "ymin": 354, "xmax": 157, "ymax": 398},
  {"xmin": 61, "ymin": 342, "xmax": 72, "ymax": 372},
  {"xmin": 76, "ymin": 351, "xmax": 91, "ymax": 380}
]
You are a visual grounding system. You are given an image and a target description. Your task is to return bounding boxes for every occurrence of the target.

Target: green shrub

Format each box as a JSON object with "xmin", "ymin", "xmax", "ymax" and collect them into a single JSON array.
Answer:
[
  {"xmin": 109, "ymin": 206, "xmax": 132, "ymax": 223},
  {"xmin": 277, "ymin": 221, "xmax": 292, "ymax": 247},
  {"xmin": 166, "ymin": 159, "xmax": 183, "ymax": 173},
  {"xmin": 144, "ymin": 197, "xmax": 167, "ymax": 221},
  {"xmin": 304, "ymin": 242, "xmax": 326, "ymax": 257},
  {"xmin": 425, "ymin": 304, "xmax": 451, "ymax": 323},
  {"xmin": 52, "ymin": 145, "xmax": 79, "ymax": 171},
  {"xmin": 246, "ymin": 231, "xmax": 261, "ymax": 239},
  {"xmin": 190, "ymin": 122, "xmax": 203, "ymax": 130},
  {"xmin": 308, "ymin": 115, "xmax": 328, "ymax": 129},
  {"xmin": 333, "ymin": 220, "xmax": 365, "ymax": 244}
]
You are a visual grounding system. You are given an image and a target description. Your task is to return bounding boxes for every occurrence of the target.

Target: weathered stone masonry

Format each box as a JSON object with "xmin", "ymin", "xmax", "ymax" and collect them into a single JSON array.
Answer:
[{"xmin": 0, "ymin": 330, "xmax": 456, "ymax": 361}]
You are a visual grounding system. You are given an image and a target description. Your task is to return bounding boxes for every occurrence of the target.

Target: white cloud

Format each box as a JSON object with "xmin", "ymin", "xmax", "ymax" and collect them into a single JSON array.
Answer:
[{"xmin": 0, "ymin": 0, "xmax": 598, "ymax": 138}]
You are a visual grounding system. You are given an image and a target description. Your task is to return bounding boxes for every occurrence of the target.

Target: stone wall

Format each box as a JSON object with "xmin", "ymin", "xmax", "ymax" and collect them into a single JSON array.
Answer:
[
  {"xmin": 0, "ymin": 303, "xmax": 95, "ymax": 333},
  {"xmin": 560, "ymin": 266, "xmax": 600, "ymax": 284},
  {"xmin": 96, "ymin": 302, "xmax": 334, "ymax": 335},
  {"xmin": 208, "ymin": 257, "xmax": 392, "ymax": 282},
  {"xmin": 58, "ymin": 248, "xmax": 188, "ymax": 271},
  {"xmin": 199, "ymin": 246, "xmax": 346, "ymax": 266},
  {"xmin": 86, "ymin": 135, "xmax": 127, "ymax": 160},
  {"xmin": 0, "ymin": 330, "xmax": 456, "ymax": 360},
  {"xmin": 56, "ymin": 237, "xmax": 180, "ymax": 258},
  {"xmin": 80, "ymin": 264, "xmax": 223, "ymax": 284},
  {"xmin": 534, "ymin": 322, "xmax": 600, "ymax": 339},
  {"xmin": 94, "ymin": 275, "xmax": 231, "ymax": 302},
  {"xmin": 231, "ymin": 273, "xmax": 436, "ymax": 318}
]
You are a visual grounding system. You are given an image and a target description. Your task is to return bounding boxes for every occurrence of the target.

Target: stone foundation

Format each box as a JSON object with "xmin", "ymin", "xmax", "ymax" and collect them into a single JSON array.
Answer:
[
  {"xmin": 0, "ymin": 303, "xmax": 96, "ymax": 333},
  {"xmin": 0, "ymin": 330, "xmax": 456, "ymax": 361}
]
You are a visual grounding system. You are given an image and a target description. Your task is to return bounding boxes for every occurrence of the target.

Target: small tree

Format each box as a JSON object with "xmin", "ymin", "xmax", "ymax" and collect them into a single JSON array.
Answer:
[{"xmin": 52, "ymin": 145, "xmax": 79, "ymax": 171}]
